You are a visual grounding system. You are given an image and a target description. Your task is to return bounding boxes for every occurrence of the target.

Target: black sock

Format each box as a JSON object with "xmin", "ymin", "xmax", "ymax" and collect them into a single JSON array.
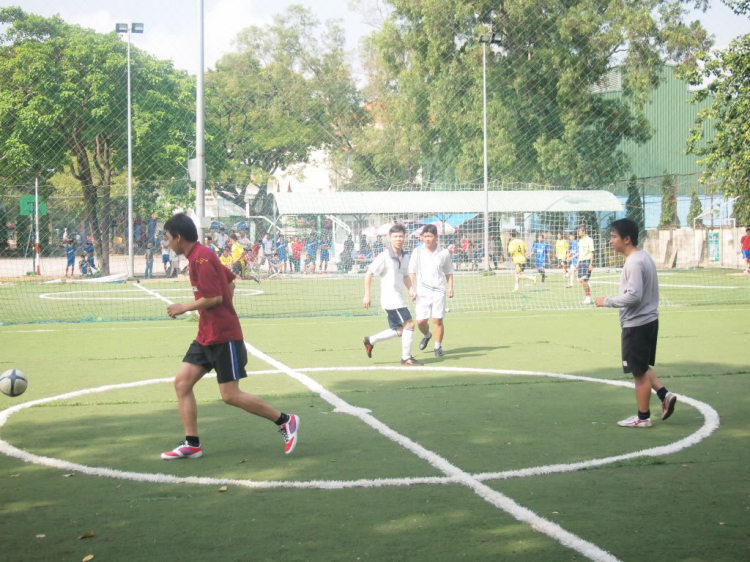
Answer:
[
  {"xmin": 656, "ymin": 387, "xmax": 668, "ymax": 403},
  {"xmin": 185, "ymin": 435, "xmax": 200, "ymax": 447},
  {"xmin": 275, "ymin": 413, "xmax": 290, "ymax": 426},
  {"xmin": 637, "ymin": 410, "xmax": 650, "ymax": 421}
]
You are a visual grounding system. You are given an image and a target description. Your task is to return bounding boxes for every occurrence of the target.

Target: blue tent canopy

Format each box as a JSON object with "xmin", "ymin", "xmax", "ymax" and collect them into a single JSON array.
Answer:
[{"xmin": 418, "ymin": 213, "xmax": 478, "ymax": 228}]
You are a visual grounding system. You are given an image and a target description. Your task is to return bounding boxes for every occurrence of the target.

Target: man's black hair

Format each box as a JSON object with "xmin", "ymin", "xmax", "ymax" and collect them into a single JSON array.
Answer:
[
  {"xmin": 610, "ymin": 217, "xmax": 639, "ymax": 247},
  {"xmin": 163, "ymin": 213, "xmax": 198, "ymax": 242},
  {"xmin": 389, "ymin": 223, "xmax": 406, "ymax": 235},
  {"xmin": 422, "ymin": 224, "xmax": 438, "ymax": 236}
]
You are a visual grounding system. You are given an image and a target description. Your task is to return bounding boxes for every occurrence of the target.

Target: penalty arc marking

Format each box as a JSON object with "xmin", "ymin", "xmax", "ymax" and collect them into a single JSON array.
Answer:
[{"xmin": 0, "ymin": 365, "xmax": 719, "ymax": 562}]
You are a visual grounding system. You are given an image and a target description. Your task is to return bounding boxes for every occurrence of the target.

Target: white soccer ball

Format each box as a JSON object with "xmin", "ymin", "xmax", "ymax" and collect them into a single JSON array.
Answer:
[{"xmin": 0, "ymin": 369, "xmax": 27, "ymax": 397}]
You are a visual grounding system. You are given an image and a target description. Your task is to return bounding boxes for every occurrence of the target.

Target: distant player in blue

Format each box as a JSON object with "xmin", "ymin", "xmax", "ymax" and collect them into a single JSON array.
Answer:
[
  {"xmin": 318, "ymin": 235, "xmax": 331, "ymax": 272},
  {"xmin": 65, "ymin": 239, "xmax": 76, "ymax": 276},
  {"xmin": 530, "ymin": 234, "xmax": 551, "ymax": 282},
  {"xmin": 567, "ymin": 232, "xmax": 579, "ymax": 288},
  {"xmin": 305, "ymin": 237, "xmax": 318, "ymax": 274},
  {"xmin": 82, "ymin": 240, "xmax": 98, "ymax": 274}
]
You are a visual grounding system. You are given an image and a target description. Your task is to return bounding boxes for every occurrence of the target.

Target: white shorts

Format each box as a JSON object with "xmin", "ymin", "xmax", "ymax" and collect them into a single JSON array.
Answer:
[{"xmin": 415, "ymin": 291, "xmax": 447, "ymax": 320}]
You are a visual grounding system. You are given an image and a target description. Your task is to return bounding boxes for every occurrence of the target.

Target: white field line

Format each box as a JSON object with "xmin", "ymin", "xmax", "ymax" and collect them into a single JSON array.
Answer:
[
  {"xmin": 292, "ymin": 366, "xmax": 721, "ymax": 482},
  {"xmin": 7, "ymin": 287, "xmax": 621, "ymax": 561},
  {"xmin": 242, "ymin": 347, "xmax": 622, "ymax": 562}
]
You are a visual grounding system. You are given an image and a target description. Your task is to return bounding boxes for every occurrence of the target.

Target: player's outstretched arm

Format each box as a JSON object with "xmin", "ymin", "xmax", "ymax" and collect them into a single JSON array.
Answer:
[
  {"xmin": 167, "ymin": 295, "xmax": 222, "ymax": 318},
  {"xmin": 363, "ymin": 271, "xmax": 373, "ymax": 309}
]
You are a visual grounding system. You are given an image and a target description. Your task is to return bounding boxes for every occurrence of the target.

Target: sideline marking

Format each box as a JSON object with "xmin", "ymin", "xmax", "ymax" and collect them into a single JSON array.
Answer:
[
  {"xmin": 0, "ymin": 366, "xmax": 720, "ymax": 562},
  {"xmin": 37, "ymin": 285, "xmax": 264, "ymax": 301}
]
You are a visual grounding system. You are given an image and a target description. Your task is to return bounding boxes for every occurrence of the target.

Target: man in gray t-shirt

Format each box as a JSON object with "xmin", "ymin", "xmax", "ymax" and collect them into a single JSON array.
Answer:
[{"xmin": 596, "ymin": 218, "xmax": 677, "ymax": 428}]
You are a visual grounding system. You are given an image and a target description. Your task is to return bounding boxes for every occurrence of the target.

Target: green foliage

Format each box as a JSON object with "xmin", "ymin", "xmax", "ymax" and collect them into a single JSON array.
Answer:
[
  {"xmin": 0, "ymin": 200, "xmax": 8, "ymax": 251},
  {"xmin": 348, "ymin": 0, "xmax": 711, "ymax": 189},
  {"xmin": 659, "ymin": 173, "xmax": 680, "ymax": 227},
  {"xmin": 625, "ymin": 175, "xmax": 645, "ymax": 234},
  {"xmin": 0, "ymin": 9, "xmax": 204, "ymax": 272},
  {"xmin": 207, "ymin": 6, "xmax": 365, "ymax": 194},
  {"xmin": 687, "ymin": 31, "xmax": 750, "ymax": 225},
  {"xmin": 687, "ymin": 189, "xmax": 704, "ymax": 227}
]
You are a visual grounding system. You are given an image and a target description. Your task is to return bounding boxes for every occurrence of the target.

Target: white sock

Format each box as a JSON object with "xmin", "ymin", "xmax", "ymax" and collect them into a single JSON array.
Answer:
[
  {"xmin": 401, "ymin": 328, "xmax": 414, "ymax": 360},
  {"xmin": 434, "ymin": 341, "xmax": 442, "ymax": 349},
  {"xmin": 369, "ymin": 328, "xmax": 399, "ymax": 344}
]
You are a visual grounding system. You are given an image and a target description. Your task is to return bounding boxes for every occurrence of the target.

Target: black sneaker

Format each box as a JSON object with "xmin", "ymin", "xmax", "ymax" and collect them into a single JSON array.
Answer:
[
  {"xmin": 434, "ymin": 347, "xmax": 444, "ymax": 357},
  {"xmin": 418, "ymin": 332, "xmax": 432, "ymax": 351},
  {"xmin": 363, "ymin": 337, "xmax": 373, "ymax": 358},
  {"xmin": 401, "ymin": 356, "xmax": 424, "ymax": 366}
]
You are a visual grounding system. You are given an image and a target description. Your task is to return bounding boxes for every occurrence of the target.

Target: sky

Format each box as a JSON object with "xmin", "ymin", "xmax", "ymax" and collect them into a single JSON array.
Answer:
[{"xmin": 6, "ymin": 0, "xmax": 749, "ymax": 77}]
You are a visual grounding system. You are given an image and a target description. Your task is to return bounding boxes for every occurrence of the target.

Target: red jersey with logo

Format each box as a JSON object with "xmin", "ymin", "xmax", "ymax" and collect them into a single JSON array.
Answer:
[
  {"xmin": 742, "ymin": 235, "xmax": 750, "ymax": 251},
  {"xmin": 186, "ymin": 243, "xmax": 243, "ymax": 345}
]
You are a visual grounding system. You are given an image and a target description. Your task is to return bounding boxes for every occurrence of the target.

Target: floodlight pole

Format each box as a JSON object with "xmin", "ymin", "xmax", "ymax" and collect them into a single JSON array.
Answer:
[
  {"xmin": 195, "ymin": 0, "xmax": 206, "ymax": 243},
  {"xmin": 117, "ymin": 22, "xmax": 143, "ymax": 278},
  {"xmin": 34, "ymin": 176, "xmax": 41, "ymax": 276},
  {"xmin": 126, "ymin": 24, "xmax": 134, "ymax": 278},
  {"xmin": 481, "ymin": 40, "xmax": 490, "ymax": 271}
]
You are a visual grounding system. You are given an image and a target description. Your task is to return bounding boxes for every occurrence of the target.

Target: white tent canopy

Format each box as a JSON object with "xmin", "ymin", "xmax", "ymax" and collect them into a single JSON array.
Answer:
[{"xmin": 271, "ymin": 190, "xmax": 623, "ymax": 216}]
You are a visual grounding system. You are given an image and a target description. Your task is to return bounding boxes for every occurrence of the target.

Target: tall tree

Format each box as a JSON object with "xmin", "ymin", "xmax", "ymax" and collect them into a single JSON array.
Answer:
[
  {"xmin": 0, "ymin": 9, "xmax": 198, "ymax": 273},
  {"xmin": 687, "ymin": 1, "xmax": 750, "ymax": 225},
  {"xmin": 353, "ymin": 0, "xmax": 711, "ymax": 189},
  {"xmin": 687, "ymin": 188, "xmax": 704, "ymax": 227},
  {"xmin": 207, "ymin": 5, "xmax": 367, "ymax": 203},
  {"xmin": 659, "ymin": 173, "xmax": 680, "ymax": 227},
  {"xmin": 626, "ymin": 175, "xmax": 646, "ymax": 234}
]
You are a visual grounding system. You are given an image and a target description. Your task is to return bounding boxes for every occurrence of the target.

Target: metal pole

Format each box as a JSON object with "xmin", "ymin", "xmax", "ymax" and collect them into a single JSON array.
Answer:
[
  {"xmin": 127, "ymin": 25, "xmax": 134, "ymax": 277},
  {"xmin": 195, "ymin": 0, "xmax": 206, "ymax": 243},
  {"xmin": 34, "ymin": 176, "xmax": 41, "ymax": 275},
  {"xmin": 482, "ymin": 42, "xmax": 490, "ymax": 271}
]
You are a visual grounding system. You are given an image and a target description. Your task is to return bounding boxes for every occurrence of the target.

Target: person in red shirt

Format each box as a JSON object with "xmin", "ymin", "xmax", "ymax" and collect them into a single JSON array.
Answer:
[
  {"xmin": 741, "ymin": 227, "xmax": 750, "ymax": 275},
  {"xmin": 290, "ymin": 236, "xmax": 303, "ymax": 273},
  {"xmin": 160, "ymin": 214, "xmax": 299, "ymax": 460}
]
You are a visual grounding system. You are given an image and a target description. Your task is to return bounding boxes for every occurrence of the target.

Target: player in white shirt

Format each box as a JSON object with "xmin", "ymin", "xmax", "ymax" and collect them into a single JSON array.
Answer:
[
  {"xmin": 577, "ymin": 225, "xmax": 595, "ymax": 304},
  {"xmin": 362, "ymin": 224, "xmax": 422, "ymax": 366},
  {"xmin": 408, "ymin": 224, "xmax": 454, "ymax": 357}
]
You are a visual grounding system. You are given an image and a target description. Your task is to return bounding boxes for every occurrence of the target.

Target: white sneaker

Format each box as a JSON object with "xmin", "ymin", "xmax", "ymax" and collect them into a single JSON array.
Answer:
[
  {"xmin": 661, "ymin": 392, "xmax": 677, "ymax": 420},
  {"xmin": 617, "ymin": 415, "xmax": 652, "ymax": 428},
  {"xmin": 583, "ymin": 296, "xmax": 592, "ymax": 305}
]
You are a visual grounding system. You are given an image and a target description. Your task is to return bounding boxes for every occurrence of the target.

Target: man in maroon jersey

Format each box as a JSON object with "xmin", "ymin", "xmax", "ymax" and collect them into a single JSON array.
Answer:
[{"xmin": 160, "ymin": 213, "xmax": 298, "ymax": 459}]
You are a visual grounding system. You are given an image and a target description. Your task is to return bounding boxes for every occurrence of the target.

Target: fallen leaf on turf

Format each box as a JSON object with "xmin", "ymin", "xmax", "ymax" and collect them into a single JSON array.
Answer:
[
  {"xmin": 552, "ymin": 512, "xmax": 559, "ymax": 515},
  {"xmin": 719, "ymin": 522, "xmax": 725, "ymax": 525},
  {"xmin": 238, "ymin": 459, "xmax": 246, "ymax": 464},
  {"xmin": 35, "ymin": 534, "xmax": 46, "ymax": 538},
  {"xmin": 9, "ymin": 474, "xmax": 20, "ymax": 478},
  {"xmin": 83, "ymin": 555, "xmax": 94, "ymax": 562},
  {"xmin": 219, "ymin": 486, "xmax": 228, "ymax": 492},
  {"xmin": 78, "ymin": 532, "xmax": 95, "ymax": 539},
  {"xmin": 62, "ymin": 474, "xmax": 74, "ymax": 478}
]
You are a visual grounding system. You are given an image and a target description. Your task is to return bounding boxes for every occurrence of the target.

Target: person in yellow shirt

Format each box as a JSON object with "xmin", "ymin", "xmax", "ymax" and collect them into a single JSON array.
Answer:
[
  {"xmin": 219, "ymin": 247, "xmax": 233, "ymax": 269},
  {"xmin": 230, "ymin": 234, "xmax": 246, "ymax": 277},
  {"xmin": 507, "ymin": 231, "xmax": 536, "ymax": 292},
  {"xmin": 555, "ymin": 232, "xmax": 569, "ymax": 276},
  {"xmin": 577, "ymin": 225, "xmax": 595, "ymax": 304}
]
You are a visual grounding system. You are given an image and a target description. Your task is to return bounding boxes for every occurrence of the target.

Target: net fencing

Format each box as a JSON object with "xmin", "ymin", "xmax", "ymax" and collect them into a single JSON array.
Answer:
[{"xmin": 1, "ymin": 1, "xmax": 749, "ymax": 325}]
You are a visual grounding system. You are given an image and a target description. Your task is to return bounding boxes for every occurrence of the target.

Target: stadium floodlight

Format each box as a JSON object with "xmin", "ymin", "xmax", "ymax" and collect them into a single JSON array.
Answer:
[
  {"xmin": 478, "ymin": 30, "xmax": 501, "ymax": 270},
  {"xmin": 116, "ymin": 22, "xmax": 145, "ymax": 278}
]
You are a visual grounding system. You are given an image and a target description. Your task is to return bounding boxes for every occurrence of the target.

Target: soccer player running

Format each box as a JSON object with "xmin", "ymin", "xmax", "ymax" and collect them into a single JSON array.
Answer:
[
  {"xmin": 595, "ymin": 218, "xmax": 676, "ymax": 428},
  {"xmin": 530, "ymin": 233, "xmax": 551, "ymax": 282},
  {"xmin": 362, "ymin": 224, "xmax": 422, "ymax": 366},
  {"xmin": 508, "ymin": 231, "xmax": 535, "ymax": 292},
  {"xmin": 577, "ymin": 225, "xmax": 595, "ymax": 304},
  {"xmin": 160, "ymin": 213, "xmax": 298, "ymax": 459},
  {"xmin": 740, "ymin": 227, "xmax": 750, "ymax": 275},
  {"xmin": 408, "ymin": 224, "xmax": 455, "ymax": 357}
]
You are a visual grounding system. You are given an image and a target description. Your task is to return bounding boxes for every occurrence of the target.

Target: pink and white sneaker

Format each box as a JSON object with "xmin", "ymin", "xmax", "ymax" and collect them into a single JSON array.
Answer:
[
  {"xmin": 279, "ymin": 415, "xmax": 299, "ymax": 455},
  {"xmin": 617, "ymin": 415, "xmax": 652, "ymax": 428},
  {"xmin": 161, "ymin": 441, "xmax": 203, "ymax": 460}
]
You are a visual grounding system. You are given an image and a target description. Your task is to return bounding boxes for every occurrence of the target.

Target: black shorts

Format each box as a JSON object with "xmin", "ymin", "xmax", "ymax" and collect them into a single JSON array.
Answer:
[
  {"xmin": 183, "ymin": 340, "xmax": 247, "ymax": 384},
  {"xmin": 621, "ymin": 320, "xmax": 658, "ymax": 375},
  {"xmin": 386, "ymin": 307, "xmax": 412, "ymax": 329}
]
